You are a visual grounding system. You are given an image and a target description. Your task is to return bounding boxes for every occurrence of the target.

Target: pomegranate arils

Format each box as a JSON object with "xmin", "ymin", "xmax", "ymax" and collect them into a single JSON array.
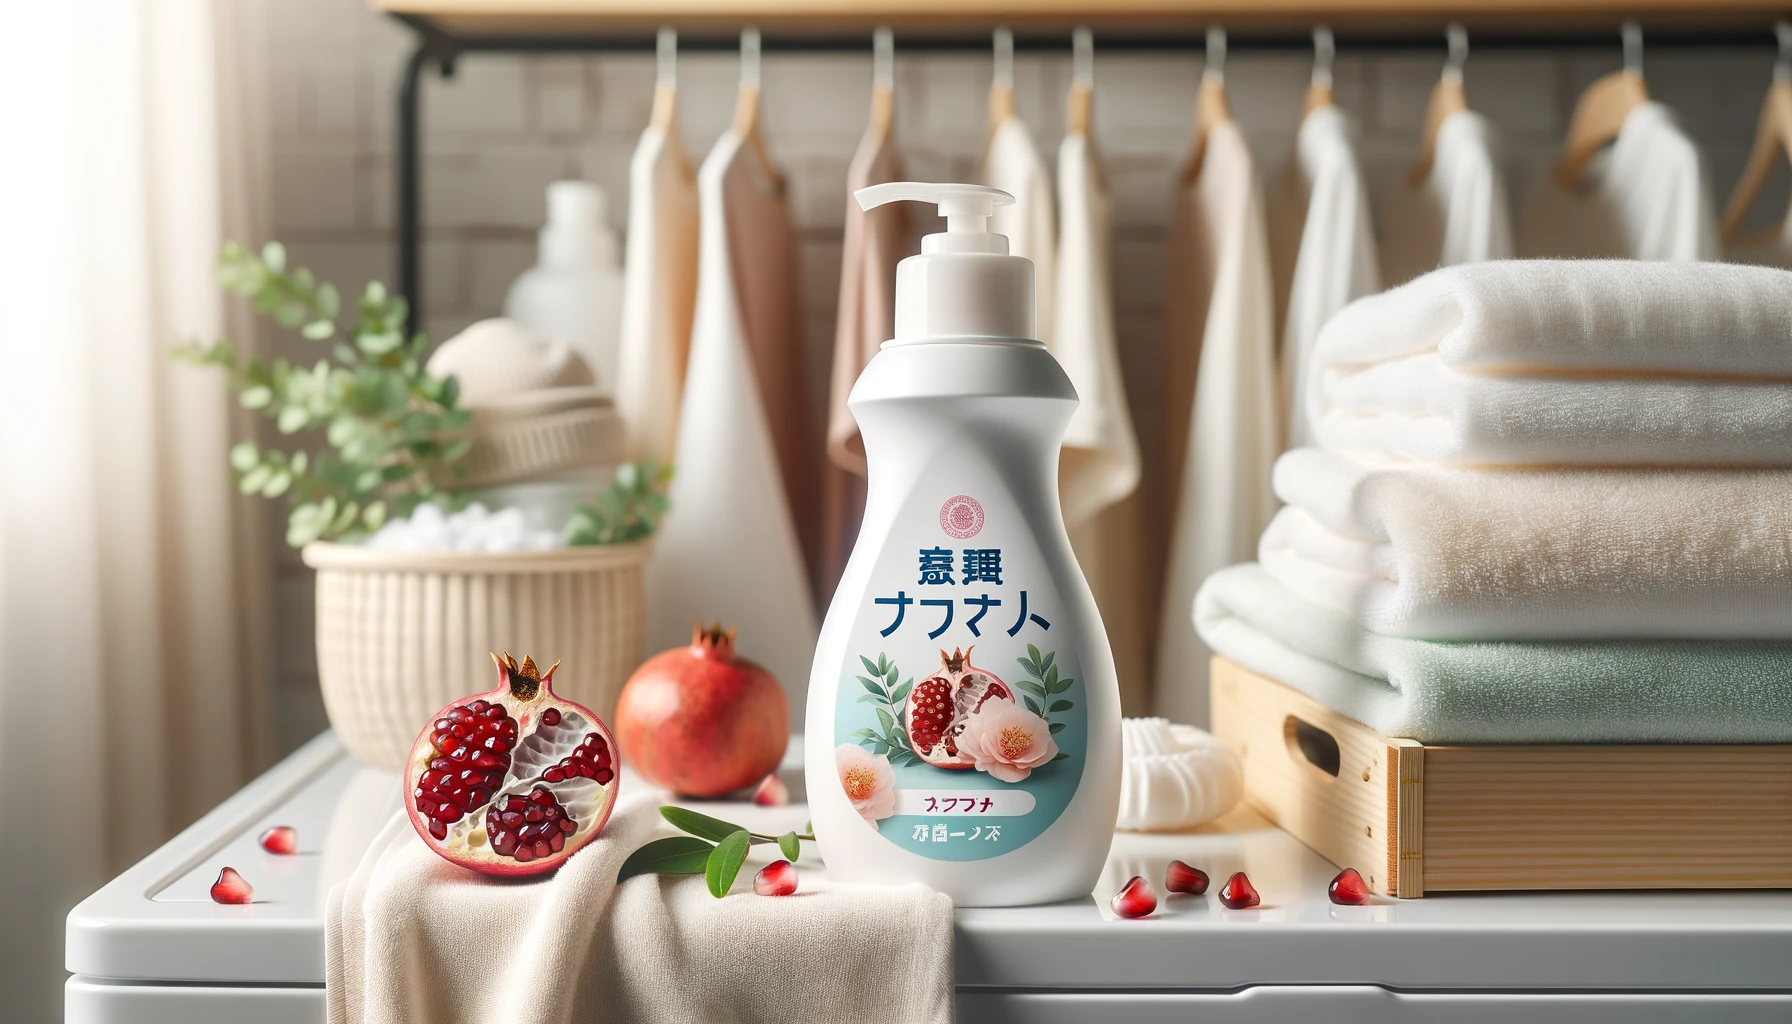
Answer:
[
  {"xmin": 1111, "ymin": 875, "xmax": 1158, "ymax": 919},
  {"xmin": 485, "ymin": 786, "xmax": 577, "ymax": 862},
  {"xmin": 258, "ymin": 826, "xmax": 297, "ymax": 855},
  {"xmin": 754, "ymin": 859, "xmax": 798, "ymax": 896},
  {"xmin": 1165, "ymin": 860, "xmax": 1209, "ymax": 895},
  {"xmin": 414, "ymin": 700, "xmax": 517, "ymax": 840},
  {"xmin": 210, "ymin": 867, "xmax": 253, "ymax": 905},
  {"xmin": 541, "ymin": 732, "xmax": 614, "ymax": 785},
  {"xmin": 1218, "ymin": 871, "xmax": 1261, "ymax": 910},
  {"xmin": 753, "ymin": 773, "xmax": 790, "ymax": 806},
  {"xmin": 1329, "ymin": 867, "xmax": 1371, "ymax": 906}
]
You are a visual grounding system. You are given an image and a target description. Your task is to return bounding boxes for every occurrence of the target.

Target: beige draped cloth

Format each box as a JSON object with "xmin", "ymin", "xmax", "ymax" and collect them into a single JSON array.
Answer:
[
  {"xmin": 648, "ymin": 129, "xmax": 819, "ymax": 705},
  {"xmin": 822, "ymin": 125, "xmax": 912, "ymax": 591},
  {"xmin": 0, "ymin": 2, "xmax": 273, "ymax": 1019},
  {"xmin": 1152, "ymin": 121, "xmax": 1280, "ymax": 728},
  {"xmin": 614, "ymin": 117, "xmax": 699, "ymax": 463}
]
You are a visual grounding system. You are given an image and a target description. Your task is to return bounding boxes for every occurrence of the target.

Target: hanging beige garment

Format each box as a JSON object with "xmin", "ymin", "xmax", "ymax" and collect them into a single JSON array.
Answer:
[
  {"xmin": 1728, "ymin": 216, "xmax": 1792, "ymax": 268},
  {"xmin": 1520, "ymin": 102, "xmax": 1718, "ymax": 261},
  {"xmin": 614, "ymin": 121, "xmax": 699, "ymax": 463},
  {"xmin": 1267, "ymin": 106, "xmax": 1381, "ymax": 449},
  {"xmin": 1152, "ymin": 121, "xmax": 1279, "ymax": 729},
  {"xmin": 1381, "ymin": 110, "xmax": 1514, "ymax": 286},
  {"xmin": 981, "ymin": 116, "xmax": 1056, "ymax": 351},
  {"xmin": 647, "ymin": 129, "xmax": 818, "ymax": 705},
  {"xmin": 821, "ymin": 125, "xmax": 912, "ymax": 590},
  {"xmin": 1055, "ymin": 129, "xmax": 1148, "ymax": 711}
]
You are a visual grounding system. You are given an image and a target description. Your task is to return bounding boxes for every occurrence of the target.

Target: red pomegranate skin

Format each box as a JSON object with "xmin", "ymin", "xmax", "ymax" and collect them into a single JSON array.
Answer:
[{"xmin": 615, "ymin": 624, "xmax": 790, "ymax": 798}]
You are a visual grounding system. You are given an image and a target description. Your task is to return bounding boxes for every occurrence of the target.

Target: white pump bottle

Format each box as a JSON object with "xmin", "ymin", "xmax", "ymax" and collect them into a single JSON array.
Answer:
[{"xmin": 805, "ymin": 183, "xmax": 1121, "ymax": 907}]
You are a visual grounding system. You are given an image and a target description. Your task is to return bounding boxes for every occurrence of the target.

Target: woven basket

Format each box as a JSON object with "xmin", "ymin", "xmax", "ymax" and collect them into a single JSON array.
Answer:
[{"xmin": 302, "ymin": 540, "xmax": 650, "ymax": 769}]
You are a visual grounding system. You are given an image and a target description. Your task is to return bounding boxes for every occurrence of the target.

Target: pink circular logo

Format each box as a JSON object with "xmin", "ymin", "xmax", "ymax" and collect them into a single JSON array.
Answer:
[{"xmin": 940, "ymin": 495, "xmax": 985, "ymax": 539}]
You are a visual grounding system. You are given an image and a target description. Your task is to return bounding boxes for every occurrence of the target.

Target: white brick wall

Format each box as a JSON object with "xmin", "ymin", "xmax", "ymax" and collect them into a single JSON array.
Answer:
[{"xmin": 261, "ymin": 0, "xmax": 1791, "ymax": 751}]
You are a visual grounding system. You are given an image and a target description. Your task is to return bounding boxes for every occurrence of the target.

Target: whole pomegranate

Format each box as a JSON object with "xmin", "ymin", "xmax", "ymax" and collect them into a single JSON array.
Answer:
[
  {"xmin": 614, "ymin": 623, "xmax": 789, "ymax": 797},
  {"xmin": 904, "ymin": 647, "xmax": 1014, "ymax": 769},
  {"xmin": 404, "ymin": 653, "xmax": 619, "ymax": 877}
]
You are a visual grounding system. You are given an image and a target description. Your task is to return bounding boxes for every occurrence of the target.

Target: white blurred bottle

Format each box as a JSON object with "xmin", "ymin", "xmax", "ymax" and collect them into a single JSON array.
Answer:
[{"xmin": 504, "ymin": 181, "xmax": 625, "ymax": 392}]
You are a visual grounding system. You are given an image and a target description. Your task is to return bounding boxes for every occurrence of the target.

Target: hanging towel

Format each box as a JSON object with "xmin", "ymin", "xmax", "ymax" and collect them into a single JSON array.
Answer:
[
  {"xmin": 1520, "ymin": 102, "xmax": 1718, "ymax": 261},
  {"xmin": 327, "ymin": 795, "xmax": 954, "ymax": 1024},
  {"xmin": 1308, "ymin": 260, "xmax": 1792, "ymax": 466},
  {"xmin": 1727, "ymin": 212, "xmax": 1792, "ymax": 268},
  {"xmin": 1380, "ymin": 110, "xmax": 1513, "ymax": 285},
  {"xmin": 1259, "ymin": 447, "xmax": 1792, "ymax": 640},
  {"xmin": 1268, "ymin": 106, "xmax": 1381, "ymax": 449},
  {"xmin": 1055, "ymin": 128, "xmax": 1148, "ymax": 709},
  {"xmin": 822, "ymin": 123, "xmax": 912, "ymax": 591},
  {"xmin": 615, "ymin": 121, "xmax": 699, "ymax": 463},
  {"xmin": 981, "ymin": 116, "xmax": 1057, "ymax": 352},
  {"xmin": 1195, "ymin": 563, "xmax": 1792, "ymax": 745},
  {"xmin": 648, "ymin": 129, "xmax": 818, "ymax": 704},
  {"xmin": 1152, "ymin": 120, "xmax": 1280, "ymax": 728}
]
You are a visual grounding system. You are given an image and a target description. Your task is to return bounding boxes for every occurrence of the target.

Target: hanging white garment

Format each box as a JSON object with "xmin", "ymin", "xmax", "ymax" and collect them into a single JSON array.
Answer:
[
  {"xmin": 981, "ymin": 117, "xmax": 1057, "ymax": 351},
  {"xmin": 1519, "ymin": 102, "xmax": 1718, "ymax": 261},
  {"xmin": 614, "ymin": 122, "xmax": 699, "ymax": 463},
  {"xmin": 1054, "ymin": 129, "xmax": 1147, "ymax": 709},
  {"xmin": 1381, "ymin": 110, "xmax": 1514, "ymax": 286},
  {"xmin": 1153, "ymin": 121, "xmax": 1280, "ymax": 728},
  {"xmin": 647, "ymin": 130, "xmax": 818, "ymax": 705},
  {"xmin": 1268, "ymin": 106, "xmax": 1382, "ymax": 450}
]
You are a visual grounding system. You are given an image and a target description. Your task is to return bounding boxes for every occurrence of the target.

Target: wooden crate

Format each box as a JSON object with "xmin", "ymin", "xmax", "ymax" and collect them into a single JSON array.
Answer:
[{"xmin": 1209, "ymin": 656, "xmax": 1792, "ymax": 898}]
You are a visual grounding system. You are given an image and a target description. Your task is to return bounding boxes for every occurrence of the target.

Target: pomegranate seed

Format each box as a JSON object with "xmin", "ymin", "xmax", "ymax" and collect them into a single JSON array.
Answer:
[
  {"xmin": 1165, "ymin": 860, "xmax": 1208, "ymax": 895},
  {"xmin": 541, "ymin": 732, "xmax": 614, "ymax": 789},
  {"xmin": 258, "ymin": 826, "xmax": 297, "ymax": 855},
  {"xmin": 1110, "ymin": 875, "xmax": 1157, "ymax": 919},
  {"xmin": 754, "ymin": 859, "xmax": 798, "ymax": 896},
  {"xmin": 416, "ymin": 699, "xmax": 516, "ymax": 841},
  {"xmin": 210, "ymin": 867, "xmax": 253, "ymax": 905},
  {"xmin": 753, "ymin": 773, "xmax": 790, "ymax": 806},
  {"xmin": 1218, "ymin": 871, "xmax": 1260, "ymax": 910},
  {"xmin": 485, "ymin": 785, "xmax": 578, "ymax": 864},
  {"xmin": 541, "ymin": 707, "xmax": 561, "ymax": 727},
  {"xmin": 1329, "ymin": 867, "xmax": 1371, "ymax": 906}
]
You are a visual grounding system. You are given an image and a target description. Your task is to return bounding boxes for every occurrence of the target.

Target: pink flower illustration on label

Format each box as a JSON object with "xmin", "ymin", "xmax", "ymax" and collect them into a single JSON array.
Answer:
[{"xmin": 939, "ymin": 495, "xmax": 985, "ymax": 539}]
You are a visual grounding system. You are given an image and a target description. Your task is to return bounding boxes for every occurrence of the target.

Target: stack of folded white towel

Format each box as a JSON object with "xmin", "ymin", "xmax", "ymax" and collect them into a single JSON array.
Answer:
[{"xmin": 1196, "ymin": 260, "xmax": 1792, "ymax": 744}]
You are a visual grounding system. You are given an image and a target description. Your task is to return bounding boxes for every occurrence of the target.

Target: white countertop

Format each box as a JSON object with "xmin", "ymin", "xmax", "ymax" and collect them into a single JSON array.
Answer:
[{"xmin": 68, "ymin": 731, "xmax": 1792, "ymax": 993}]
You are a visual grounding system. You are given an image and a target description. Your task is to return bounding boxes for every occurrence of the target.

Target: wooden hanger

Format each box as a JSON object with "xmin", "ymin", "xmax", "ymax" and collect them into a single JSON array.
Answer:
[
  {"xmin": 1554, "ymin": 21, "xmax": 1648, "ymax": 189},
  {"xmin": 733, "ymin": 27, "xmax": 784, "ymax": 194},
  {"xmin": 1067, "ymin": 26, "xmax": 1095, "ymax": 137},
  {"xmin": 1183, "ymin": 26, "xmax": 1233, "ymax": 182},
  {"xmin": 649, "ymin": 27, "xmax": 692, "ymax": 177},
  {"xmin": 1408, "ymin": 24, "xmax": 1470, "ymax": 186},
  {"xmin": 1721, "ymin": 21, "xmax": 1792, "ymax": 244},
  {"xmin": 985, "ymin": 27, "xmax": 1017, "ymax": 151},
  {"xmin": 869, "ymin": 26, "xmax": 895, "ymax": 141},
  {"xmin": 1302, "ymin": 25, "xmax": 1336, "ymax": 119}
]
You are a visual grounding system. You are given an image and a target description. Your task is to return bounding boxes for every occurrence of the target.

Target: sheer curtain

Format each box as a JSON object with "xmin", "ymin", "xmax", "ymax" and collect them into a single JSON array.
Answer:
[{"xmin": 0, "ymin": 1, "xmax": 273, "ymax": 1017}]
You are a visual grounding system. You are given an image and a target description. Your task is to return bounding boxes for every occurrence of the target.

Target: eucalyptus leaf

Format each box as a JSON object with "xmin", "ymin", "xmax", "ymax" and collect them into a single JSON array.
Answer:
[
  {"xmin": 618, "ymin": 836, "xmax": 714, "ymax": 882},
  {"xmin": 705, "ymin": 830, "xmax": 751, "ymax": 897},
  {"xmin": 239, "ymin": 385, "xmax": 273, "ymax": 409},
  {"xmin": 777, "ymin": 831, "xmax": 801, "ymax": 862},
  {"xmin": 1048, "ymin": 699, "xmax": 1074, "ymax": 713},
  {"xmin": 229, "ymin": 441, "xmax": 259, "ymax": 471},
  {"xmin": 661, "ymin": 806, "xmax": 748, "ymax": 844},
  {"xmin": 891, "ymin": 679, "xmax": 913, "ymax": 704},
  {"xmin": 301, "ymin": 319, "xmax": 334, "ymax": 340},
  {"xmin": 277, "ymin": 406, "xmax": 309, "ymax": 434},
  {"xmin": 1048, "ymin": 722, "xmax": 1066, "ymax": 734},
  {"xmin": 238, "ymin": 465, "xmax": 272, "ymax": 494},
  {"xmin": 860, "ymin": 655, "xmax": 880, "ymax": 677}
]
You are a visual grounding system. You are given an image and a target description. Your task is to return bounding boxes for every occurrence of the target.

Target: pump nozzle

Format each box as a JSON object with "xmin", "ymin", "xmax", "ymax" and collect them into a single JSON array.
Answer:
[{"xmin": 855, "ymin": 182, "xmax": 1015, "ymax": 254}]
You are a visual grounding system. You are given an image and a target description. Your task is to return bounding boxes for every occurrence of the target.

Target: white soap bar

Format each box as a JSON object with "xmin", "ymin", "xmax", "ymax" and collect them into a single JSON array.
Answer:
[{"xmin": 1116, "ymin": 717, "xmax": 1243, "ymax": 832}]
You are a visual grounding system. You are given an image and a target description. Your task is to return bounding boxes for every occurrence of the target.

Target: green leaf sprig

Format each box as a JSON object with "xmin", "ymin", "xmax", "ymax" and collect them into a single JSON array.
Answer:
[
  {"xmin": 563, "ymin": 460, "xmax": 674, "ymax": 546},
  {"xmin": 850, "ymin": 653, "xmax": 923, "ymax": 767},
  {"xmin": 618, "ymin": 806, "xmax": 813, "ymax": 897},
  {"xmin": 176, "ymin": 241, "xmax": 471, "ymax": 546},
  {"xmin": 1016, "ymin": 644, "xmax": 1074, "ymax": 762}
]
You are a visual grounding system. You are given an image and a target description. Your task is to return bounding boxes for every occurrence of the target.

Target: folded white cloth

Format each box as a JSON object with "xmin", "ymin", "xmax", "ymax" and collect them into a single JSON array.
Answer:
[
  {"xmin": 1116, "ymin": 717, "xmax": 1241, "ymax": 833},
  {"xmin": 1260, "ymin": 447, "xmax": 1792, "ymax": 640},
  {"xmin": 1310, "ymin": 260, "xmax": 1792, "ymax": 466},
  {"xmin": 328, "ymin": 793, "xmax": 953, "ymax": 1024}
]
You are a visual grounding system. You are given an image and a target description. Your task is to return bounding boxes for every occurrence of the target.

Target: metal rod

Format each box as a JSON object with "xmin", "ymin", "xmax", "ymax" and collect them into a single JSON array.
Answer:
[{"xmin": 396, "ymin": 40, "xmax": 430, "ymax": 338}]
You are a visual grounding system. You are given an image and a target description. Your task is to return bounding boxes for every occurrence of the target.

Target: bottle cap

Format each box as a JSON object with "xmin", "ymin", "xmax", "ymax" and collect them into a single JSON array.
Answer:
[
  {"xmin": 541, "ymin": 181, "xmax": 618, "ymax": 268},
  {"xmin": 853, "ymin": 182, "xmax": 1035, "ymax": 344}
]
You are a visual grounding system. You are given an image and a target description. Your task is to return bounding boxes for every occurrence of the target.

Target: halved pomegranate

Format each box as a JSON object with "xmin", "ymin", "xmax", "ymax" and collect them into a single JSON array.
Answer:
[
  {"xmin": 903, "ymin": 647, "xmax": 1015, "ymax": 769},
  {"xmin": 404, "ymin": 653, "xmax": 620, "ymax": 877}
]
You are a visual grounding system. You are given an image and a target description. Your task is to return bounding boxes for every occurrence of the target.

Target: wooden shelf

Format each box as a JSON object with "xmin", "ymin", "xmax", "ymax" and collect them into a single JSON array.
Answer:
[{"xmin": 374, "ymin": 0, "xmax": 1792, "ymax": 38}]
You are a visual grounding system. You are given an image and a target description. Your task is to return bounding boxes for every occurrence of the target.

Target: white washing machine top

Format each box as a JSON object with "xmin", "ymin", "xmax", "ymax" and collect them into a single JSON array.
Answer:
[{"xmin": 68, "ymin": 732, "xmax": 1792, "ymax": 993}]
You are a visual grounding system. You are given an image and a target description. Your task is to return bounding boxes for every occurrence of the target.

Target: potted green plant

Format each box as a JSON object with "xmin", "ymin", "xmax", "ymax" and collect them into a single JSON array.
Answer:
[{"xmin": 183, "ymin": 243, "xmax": 668, "ymax": 768}]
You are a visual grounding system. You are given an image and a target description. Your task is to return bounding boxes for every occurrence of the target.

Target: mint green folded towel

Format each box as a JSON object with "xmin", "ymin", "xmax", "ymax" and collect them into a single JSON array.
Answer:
[{"xmin": 1194, "ymin": 563, "xmax": 1792, "ymax": 744}]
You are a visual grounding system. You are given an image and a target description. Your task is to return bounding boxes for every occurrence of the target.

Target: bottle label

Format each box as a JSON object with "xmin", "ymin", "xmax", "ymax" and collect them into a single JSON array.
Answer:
[{"xmin": 831, "ymin": 487, "xmax": 1086, "ymax": 861}]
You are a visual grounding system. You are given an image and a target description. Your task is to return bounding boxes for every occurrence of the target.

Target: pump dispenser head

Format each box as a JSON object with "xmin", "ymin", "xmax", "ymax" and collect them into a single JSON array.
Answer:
[{"xmin": 854, "ymin": 181, "xmax": 1034, "ymax": 344}]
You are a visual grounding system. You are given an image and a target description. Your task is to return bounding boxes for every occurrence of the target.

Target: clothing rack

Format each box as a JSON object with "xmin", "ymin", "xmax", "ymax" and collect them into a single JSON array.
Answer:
[{"xmin": 383, "ymin": 5, "xmax": 1789, "ymax": 333}]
